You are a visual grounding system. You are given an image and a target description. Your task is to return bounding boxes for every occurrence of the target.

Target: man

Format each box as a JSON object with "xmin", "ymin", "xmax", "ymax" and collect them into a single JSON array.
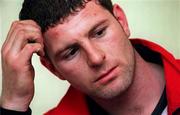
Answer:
[{"xmin": 0, "ymin": 0, "xmax": 180, "ymax": 115}]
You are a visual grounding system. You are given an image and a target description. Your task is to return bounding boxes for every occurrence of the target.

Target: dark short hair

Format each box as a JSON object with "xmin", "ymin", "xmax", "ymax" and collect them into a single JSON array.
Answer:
[{"xmin": 19, "ymin": 0, "xmax": 113, "ymax": 33}]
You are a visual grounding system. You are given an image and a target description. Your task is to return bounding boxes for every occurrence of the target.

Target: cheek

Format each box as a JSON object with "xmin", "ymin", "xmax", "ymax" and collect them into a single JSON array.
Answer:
[
  {"xmin": 104, "ymin": 30, "xmax": 134, "ymax": 62},
  {"xmin": 103, "ymin": 33, "xmax": 124, "ymax": 55},
  {"xmin": 55, "ymin": 58, "xmax": 89, "ymax": 81},
  {"xmin": 57, "ymin": 64, "xmax": 92, "ymax": 91}
]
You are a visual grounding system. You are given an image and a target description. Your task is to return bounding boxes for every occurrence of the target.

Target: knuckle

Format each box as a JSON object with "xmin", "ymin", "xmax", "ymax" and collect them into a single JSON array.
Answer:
[
  {"xmin": 16, "ymin": 23, "xmax": 24, "ymax": 29},
  {"xmin": 25, "ymin": 44, "xmax": 34, "ymax": 51},
  {"xmin": 16, "ymin": 30, "xmax": 27, "ymax": 41},
  {"xmin": 25, "ymin": 44, "xmax": 38, "ymax": 55},
  {"xmin": 25, "ymin": 44, "xmax": 41, "ymax": 53},
  {"xmin": 36, "ymin": 44, "xmax": 41, "ymax": 49},
  {"xmin": 34, "ymin": 27, "xmax": 41, "ymax": 32},
  {"xmin": 12, "ymin": 20, "xmax": 18, "ymax": 27},
  {"xmin": 18, "ymin": 29, "xmax": 25, "ymax": 34},
  {"xmin": 17, "ymin": 30, "xmax": 25, "ymax": 37},
  {"xmin": 12, "ymin": 21, "xmax": 24, "ymax": 30}
]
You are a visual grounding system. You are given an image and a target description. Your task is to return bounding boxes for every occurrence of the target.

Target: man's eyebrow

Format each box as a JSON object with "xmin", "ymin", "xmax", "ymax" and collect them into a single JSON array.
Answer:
[{"xmin": 88, "ymin": 19, "xmax": 108, "ymax": 35}]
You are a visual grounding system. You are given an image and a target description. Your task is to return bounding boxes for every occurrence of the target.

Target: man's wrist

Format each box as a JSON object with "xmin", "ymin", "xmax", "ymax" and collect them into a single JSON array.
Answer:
[
  {"xmin": 1, "ymin": 97, "xmax": 30, "ymax": 112},
  {"xmin": 0, "ymin": 106, "xmax": 32, "ymax": 115}
]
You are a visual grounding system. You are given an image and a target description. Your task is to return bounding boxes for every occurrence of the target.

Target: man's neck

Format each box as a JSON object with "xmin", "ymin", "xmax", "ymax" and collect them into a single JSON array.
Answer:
[{"xmin": 92, "ymin": 50, "xmax": 165, "ymax": 115}]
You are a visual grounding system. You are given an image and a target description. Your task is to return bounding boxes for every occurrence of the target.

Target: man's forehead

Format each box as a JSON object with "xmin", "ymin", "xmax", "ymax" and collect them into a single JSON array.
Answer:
[{"xmin": 44, "ymin": 1, "xmax": 109, "ymax": 37}]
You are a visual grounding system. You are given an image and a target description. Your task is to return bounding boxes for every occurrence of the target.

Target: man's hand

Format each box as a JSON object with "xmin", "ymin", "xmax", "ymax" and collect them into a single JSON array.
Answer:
[{"xmin": 0, "ymin": 20, "xmax": 44, "ymax": 111}]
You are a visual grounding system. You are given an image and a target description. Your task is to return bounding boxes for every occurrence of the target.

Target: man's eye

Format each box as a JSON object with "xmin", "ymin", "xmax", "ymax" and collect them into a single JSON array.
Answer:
[
  {"xmin": 94, "ymin": 27, "xmax": 106, "ymax": 38},
  {"xmin": 63, "ymin": 45, "xmax": 79, "ymax": 60}
]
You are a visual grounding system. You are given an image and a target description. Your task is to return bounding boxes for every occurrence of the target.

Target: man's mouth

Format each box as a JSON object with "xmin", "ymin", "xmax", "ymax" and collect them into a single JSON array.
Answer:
[{"xmin": 94, "ymin": 66, "xmax": 118, "ymax": 85}]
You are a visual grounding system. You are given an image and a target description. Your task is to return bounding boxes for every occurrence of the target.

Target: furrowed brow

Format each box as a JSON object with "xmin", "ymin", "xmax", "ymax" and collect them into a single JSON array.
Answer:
[{"xmin": 88, "ymin": 19, "xmax": 108, "ymax": 36}]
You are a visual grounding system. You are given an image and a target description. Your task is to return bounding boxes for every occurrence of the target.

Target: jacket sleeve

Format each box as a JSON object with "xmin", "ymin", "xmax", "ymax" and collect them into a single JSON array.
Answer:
[{"xmin": 0, "ymin": 107, "xmax": 32, "ymax": 115}]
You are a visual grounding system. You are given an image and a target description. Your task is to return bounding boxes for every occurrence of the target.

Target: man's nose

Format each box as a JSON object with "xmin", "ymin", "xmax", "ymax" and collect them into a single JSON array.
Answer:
[{"xmin": 86, "ymin": 44, "xmax": 106, "ymax": 67}]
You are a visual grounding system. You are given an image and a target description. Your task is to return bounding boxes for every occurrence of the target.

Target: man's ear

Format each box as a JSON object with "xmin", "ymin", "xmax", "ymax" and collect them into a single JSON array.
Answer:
[
  {"xmin": 113, "ymin": 4, "xmax": 130, "ymax": 37},
  {"xmin": 40, "ymin": 56, "xmax": 66, "ymax": 80}
]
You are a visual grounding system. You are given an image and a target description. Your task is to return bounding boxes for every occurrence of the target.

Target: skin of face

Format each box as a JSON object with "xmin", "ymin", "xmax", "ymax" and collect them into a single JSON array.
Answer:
[{"xmin": 42, "ymin": 1, "xmax": 135, "ymax": 99}]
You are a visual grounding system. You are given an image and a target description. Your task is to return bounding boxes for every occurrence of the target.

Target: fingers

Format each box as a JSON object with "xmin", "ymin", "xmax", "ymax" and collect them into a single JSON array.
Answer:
[
  {"xmin": 20, "ymin": 43, "xmax": 44, "ymax": 63},
  {"xmin": 11, "ymin": 27, "xmax": 44, "ymax": 56},
  {"xmin": 2, "ymin": 20, "xmax": 44, "ymax": 58},
  {"xmin": 3, "ymin": 20, "xmax": 40, "ymax": 49}
]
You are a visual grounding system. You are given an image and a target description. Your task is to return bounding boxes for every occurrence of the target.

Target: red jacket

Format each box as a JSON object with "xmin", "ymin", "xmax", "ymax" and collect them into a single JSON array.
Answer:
[{"xmin": 45, "ymin": 39, "xmax": 180, "ymax": 115}]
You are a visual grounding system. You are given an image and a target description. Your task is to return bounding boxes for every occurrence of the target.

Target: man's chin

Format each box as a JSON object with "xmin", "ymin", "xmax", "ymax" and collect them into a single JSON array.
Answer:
[{"xmin": 92, "ymin": 78, "xmax": 133, "ymax": 100}]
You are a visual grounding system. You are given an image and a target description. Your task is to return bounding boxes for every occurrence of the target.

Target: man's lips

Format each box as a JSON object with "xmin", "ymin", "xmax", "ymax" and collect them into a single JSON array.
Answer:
[{"xmin": 94, "ymin": 66, "xmax": 118, "ymax": 84}]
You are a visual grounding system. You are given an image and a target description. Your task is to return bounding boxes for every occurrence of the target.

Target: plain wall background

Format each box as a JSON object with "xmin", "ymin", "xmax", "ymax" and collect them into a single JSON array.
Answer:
[{"xmin": 0, "ymin": 0, "xmax": 179, "ymax": 114}]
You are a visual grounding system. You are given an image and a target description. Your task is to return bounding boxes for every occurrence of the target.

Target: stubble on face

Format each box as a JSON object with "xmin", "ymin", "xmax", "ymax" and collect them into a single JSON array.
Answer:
[{"xmin": 90, "ymin": 59, "xmax": 135, "ymax": 100}]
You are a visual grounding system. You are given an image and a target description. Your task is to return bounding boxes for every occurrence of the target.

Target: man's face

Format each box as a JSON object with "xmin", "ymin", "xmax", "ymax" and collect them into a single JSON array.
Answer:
[{"xmin": 43, "ymin": 1, "xmax": 135, "ymax": 99}]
